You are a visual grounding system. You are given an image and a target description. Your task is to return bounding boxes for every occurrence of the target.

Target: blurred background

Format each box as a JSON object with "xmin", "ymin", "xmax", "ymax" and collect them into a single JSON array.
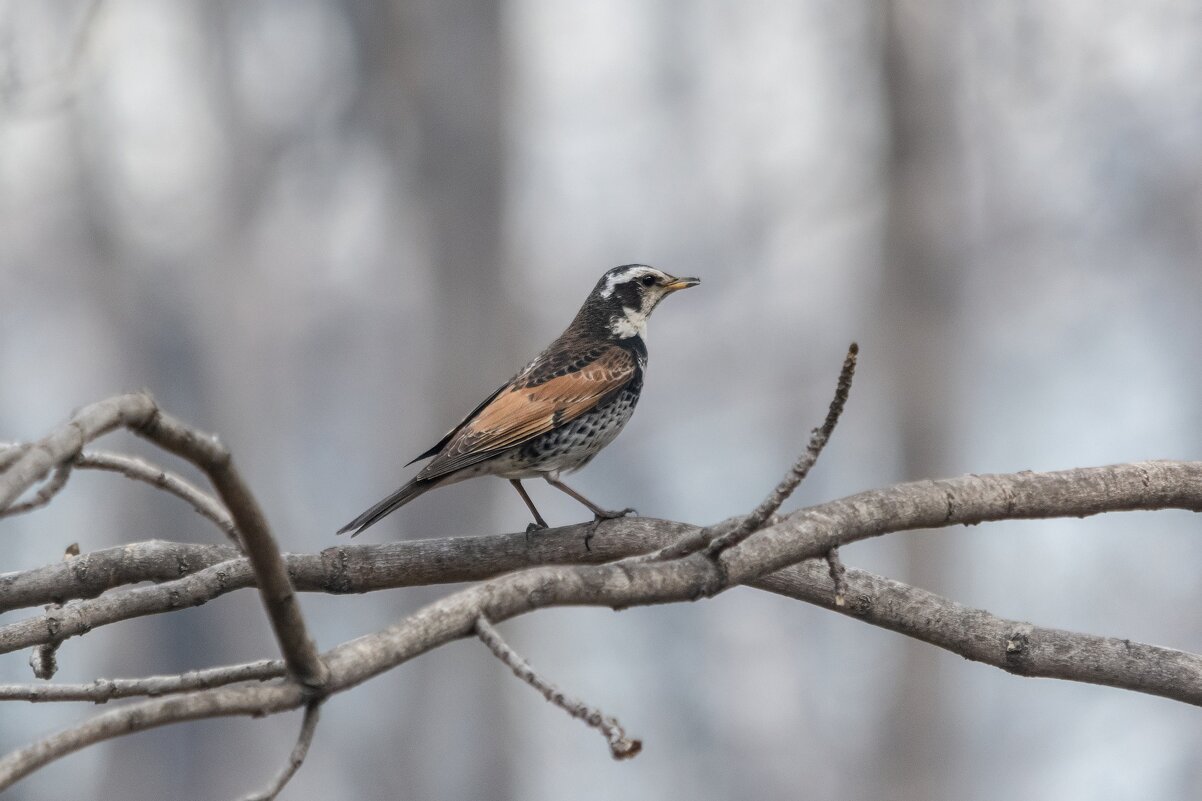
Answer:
[{"xmin": 3, "ymin": 1, "xmax": 1202, "ymax": 799}]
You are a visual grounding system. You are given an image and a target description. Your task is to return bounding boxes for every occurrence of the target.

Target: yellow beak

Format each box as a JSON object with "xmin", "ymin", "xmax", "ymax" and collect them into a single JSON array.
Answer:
[{"xmin": 663, "ymin": 276, "xmax": 701, "ymax": 292}]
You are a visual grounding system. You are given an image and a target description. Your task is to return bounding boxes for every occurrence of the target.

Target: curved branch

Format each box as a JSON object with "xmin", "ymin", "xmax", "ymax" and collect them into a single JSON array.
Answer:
[
  {"xmin": 75, "ymin": 451, "xmax": 239, "ymax": 546},
  {"xmin": 3, "ymin": 461, "xmax": 1198, "ymax": 651},
  {"xmin": 5, "ymin": 500, "xmax": 1202, "ymax": 792},
  {"xmin": 2, "ymin": 461, "xmax": 1200, "ymax": 791},
  {"xmin": 475, "ymin": 616, "xmax": 640, "ymax": 759},
  {"xmin": 0, "ymin": 394, "xmax": 326, "ymax": 689},
  {"xmin": 239, "ymin": 700, "xmax": 322, "ymax": 801},
  {"xmin": 0, "ymin": 464, "xmax": 73, "ymax": 518}
]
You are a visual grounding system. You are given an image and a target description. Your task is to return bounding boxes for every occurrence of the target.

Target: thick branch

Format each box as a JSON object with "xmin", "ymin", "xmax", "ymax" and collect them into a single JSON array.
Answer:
[
  {"xmin": 5, "ymin": 496, "xmax": 1201, "ymax": 792},
  {"xmin": 4, "ymin": 462, "xmax": 1198, "ymax": 651},
  {"xmin": 3, "ymin": 461, "xmax": 1201, "ymax": 790}
]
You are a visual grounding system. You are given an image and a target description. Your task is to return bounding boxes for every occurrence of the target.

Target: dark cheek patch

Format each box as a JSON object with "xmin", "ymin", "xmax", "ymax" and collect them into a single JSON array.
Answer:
[{"xmin": 616, "ymin": 281, "xmax": 641, "ymax": 309}]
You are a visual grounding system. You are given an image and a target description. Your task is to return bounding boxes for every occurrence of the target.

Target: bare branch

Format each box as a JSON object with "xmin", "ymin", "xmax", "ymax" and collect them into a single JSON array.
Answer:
[
  {"xmin": 0, "ymin": 464, "xmax": 73, "ymax": 518},
  {"xmin": 475, "ymin": 617, "xmax": 641, "ymax": 760},
  {"xmin": 640, "ymin": 343, "xmax": 859, "ymax": 565},
  {"xmin": 0, "ymin": 394, "xmax": 326, "ymax": 690},
  {"xmin": 135, "ymin": 405, "xmax": 328, "ymax": 689},
  {"xmin": 28, "ymin": 544, "xmax": 80, "ymax": 680},
  {"xmin": 0, "ymin": 659, "xmax": 285, "ymax": 703},
  {"xmin": 75, "ymin": 451, "xmax": 239, "ymax": 547},
  {"xmin": 703, "ymin": 341, "xmax": 858, "ymax": 559},
  {"xmin": 239, "ymin": 700, "xmax": 322, "ymax": 801},
  {"xmin": 0, "ymin": 447, "xmax": 239, "ymax": 547},
  {"xmin": 0, "ymin": 394, "xmax": 158, "ymax": 509},
  {"xmin": 824, "ymin": 548, "xmax": 848, "ymax": 607},
  {"xmin": 0, "ymin": 443, "xmax": 31, "ymax": 471},
  {"xmin": 3, "ymin": 454, "xmax": 1202, "ymax": 790},
  {"xmin": 0, "ymin": 681, "xmax": 306, "ymax": 789},
  {"xmin": 6, "ymin": 461, "xmax": 1197, "ymax": 655},
  {"xmin": 0, "ymin": 540, "xmax": 242, "ymax": 614},
  {"xmin": 4, "ymin": 458, "xmax": 1202, "ymax": 791}
]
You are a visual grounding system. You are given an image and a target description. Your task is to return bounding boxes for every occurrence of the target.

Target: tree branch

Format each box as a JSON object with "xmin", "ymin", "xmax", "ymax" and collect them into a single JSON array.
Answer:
[
  {"xmin": 0, "ymin": 394, "xmax": 327, "ymax": 690},
  {"xmin": 238, "ymin": 700, "xmax": 322, "ymax": 801},
  {"xmin": 4, "ymin": 398, "xmax": 1202, "ymax": 792},
  {"xmin": 704, "ymin": 341, "xmax": 858, "ymax": 559},
  {"xmin": 75, "ymin": 451, "xmax": 240, "ymax": 547},
  {"xmin": 0, "ymin": 659, "xmax": 285, "ymax": 703},
  {"xmin": 0, "ymin": 464, "xmax": 72, "ymax": 518},
  {"xmin": 5, "ymin": 479, "xmax": 1201, "ymax": 793},
  {"xmin": 475, "ymin": 616, "xmax": 641, "ymax": 759},
  {"xmin": 4, "ymin": 462, "xmax": 1198, "ymax": 654}
]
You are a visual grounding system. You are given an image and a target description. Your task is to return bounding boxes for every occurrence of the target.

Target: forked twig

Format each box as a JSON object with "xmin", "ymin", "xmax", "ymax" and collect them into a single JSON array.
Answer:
[
  {"xmin": 0, "ymin": 394, "xmax": 326, "ymax": 689},
  {"xmin": 239, "ymin": 700, "xmax": 323, "ymax": 801},
  {"xmin": 703, "ymin": 342, "xmax": 858, "ymax": 559},
  {"xmin": 475, "ymin": 617, "xmax": 641, "ymax": 760},
  {"xmin": 0, "ymin": 464, "xmax": 73, "ymax": 518}
]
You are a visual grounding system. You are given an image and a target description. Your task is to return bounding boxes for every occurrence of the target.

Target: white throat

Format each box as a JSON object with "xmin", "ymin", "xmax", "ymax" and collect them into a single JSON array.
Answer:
[{"xmin": 609, "ymin": 306, "xmax": 648, "ymax": 339}]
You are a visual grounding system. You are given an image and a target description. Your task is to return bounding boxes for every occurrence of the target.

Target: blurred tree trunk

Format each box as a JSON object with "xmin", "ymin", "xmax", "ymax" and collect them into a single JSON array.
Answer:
[
  {"xmin": 873, "ymin": 3, "xmax": 969, "ymax": 800},
  {"xmin": 356, "ymin": 0, "xmax": 516, "ymax": 797}
]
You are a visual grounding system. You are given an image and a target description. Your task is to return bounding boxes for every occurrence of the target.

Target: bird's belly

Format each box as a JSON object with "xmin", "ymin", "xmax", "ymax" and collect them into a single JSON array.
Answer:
[{"xmin": 492, "ymin": 390, "xmax": 639, "ymax": 479}]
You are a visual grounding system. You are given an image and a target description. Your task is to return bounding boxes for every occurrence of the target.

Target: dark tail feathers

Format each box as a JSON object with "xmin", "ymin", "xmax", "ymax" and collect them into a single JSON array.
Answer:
[{"xmin": 336, "ymin": 479, "xmax": 432, "ymax": 537}]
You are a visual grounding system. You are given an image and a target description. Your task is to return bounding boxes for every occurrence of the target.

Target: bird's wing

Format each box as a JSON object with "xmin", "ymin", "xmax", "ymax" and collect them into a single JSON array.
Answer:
[
  {"xmin": 404, "ymin": 383, "xmax": 507, "ymax": 467},
  {"xmin": 414, "ymin": 344, "xmax": 636, "ymax": 481}
]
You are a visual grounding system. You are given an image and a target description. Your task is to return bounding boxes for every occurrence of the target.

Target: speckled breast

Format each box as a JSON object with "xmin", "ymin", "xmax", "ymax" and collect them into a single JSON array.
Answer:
[{"xmin": 493, "ymin": 388, "xmax": 640, "ymax": 478}]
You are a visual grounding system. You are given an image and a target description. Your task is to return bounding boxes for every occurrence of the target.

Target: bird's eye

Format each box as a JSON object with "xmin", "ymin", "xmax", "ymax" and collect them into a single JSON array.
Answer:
[{"xmin": 640, "ymin": 275, "xmax": 657, "ymax": 287}]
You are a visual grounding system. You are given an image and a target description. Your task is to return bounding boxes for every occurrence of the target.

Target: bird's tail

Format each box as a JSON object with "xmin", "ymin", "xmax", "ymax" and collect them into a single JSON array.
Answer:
[{"xmin": 336, "ymin": 478, "xmax": 432, "ymax": 537}]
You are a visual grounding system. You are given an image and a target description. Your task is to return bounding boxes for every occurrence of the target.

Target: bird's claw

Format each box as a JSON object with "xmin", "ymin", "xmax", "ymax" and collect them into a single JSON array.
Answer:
[
  {"xmin": 525, "ymin": 521, "xmax": 548, "ymax": 543},
  {"xmin": 593, "ymin": 506, "xmax": 637, "ymax": 521},
  {"xmin": 582, "ymin": 508, "xmax": 636, "ymax": 552}
]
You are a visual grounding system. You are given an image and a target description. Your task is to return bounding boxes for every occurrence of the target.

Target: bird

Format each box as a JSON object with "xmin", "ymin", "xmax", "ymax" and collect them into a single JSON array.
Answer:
[{"xmin": 337, "ymin": 264, "xmax": 700, "ymax": 538}]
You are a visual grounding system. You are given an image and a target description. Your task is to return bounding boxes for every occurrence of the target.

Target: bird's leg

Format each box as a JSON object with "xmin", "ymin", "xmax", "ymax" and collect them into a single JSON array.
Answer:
[
  {"xmin": 510, "ymin": 480, "xmax": 549, "ymax": 538},
  {"xmin": 543, "ymin": 476, "xmax": 636, "ymax": 551},
  {"xmin": 543, "ymin": 476, "xmax": 636, "ymax": 519}
]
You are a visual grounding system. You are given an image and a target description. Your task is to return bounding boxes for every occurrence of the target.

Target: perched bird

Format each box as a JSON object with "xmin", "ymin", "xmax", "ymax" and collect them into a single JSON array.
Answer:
[{"xmin": 337, "ymin": 264, "xmax": 700, "ymax": 537}]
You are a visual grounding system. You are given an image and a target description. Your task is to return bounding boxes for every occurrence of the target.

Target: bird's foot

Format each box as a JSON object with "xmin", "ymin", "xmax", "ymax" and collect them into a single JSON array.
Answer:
[
  {"xmin": 525, "ymin": 520, "xmax": 548, "ymax": 544},
  {"xmin": 582, "ymin": 508, "xmax": 636, "ymax": 552},
  {"xmin": 593, "ymin": 506, "xmax": 637, "ymax": 521}
]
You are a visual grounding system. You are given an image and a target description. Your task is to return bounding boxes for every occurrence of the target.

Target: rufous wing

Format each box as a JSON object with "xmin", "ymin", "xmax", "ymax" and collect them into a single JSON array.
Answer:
[{"xmin": 415, "ymin": 345, "xmax": 636, "ymax": 481}]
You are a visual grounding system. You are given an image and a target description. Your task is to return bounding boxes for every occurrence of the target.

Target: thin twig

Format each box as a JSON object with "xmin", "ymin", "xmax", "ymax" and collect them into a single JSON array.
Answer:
[
  {"xmin": 239, "ymin": 700, "xmax": 322, "ymax": 801},
  {"xmin": 75, "ymin": 450, "xmax": 239, "ymax": 547},
  {"xmin": 825, "ymin": 548, "xmax": 847, "ymax": 607},
  {"xmin": 1, "ymin": 464, "xmax": 73, "ymax": 518},
  {"xmin": 28, "ymin": 544, "xmax": 79, "ymax": 680},
  {"xmin": 703, "ymin": 342, "xmax": 858, "ymax": 559},
  {"xmin": 0, "ymin": 659, "xmax": 285, "ymax": 703},
  {"xmin": 475, "ymin": 617, "xmax": 641, "ymax": 759}
]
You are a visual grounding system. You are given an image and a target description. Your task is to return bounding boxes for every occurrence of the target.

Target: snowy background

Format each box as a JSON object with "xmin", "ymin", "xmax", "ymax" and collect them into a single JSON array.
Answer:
[{"xmin": 3, "ymin": 1, "xmax": 1202, "ymax": 799}]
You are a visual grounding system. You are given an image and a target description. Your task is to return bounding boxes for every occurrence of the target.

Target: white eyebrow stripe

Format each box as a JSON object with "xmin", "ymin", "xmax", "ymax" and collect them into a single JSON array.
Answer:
[{"xmin": 600, "ymin": 266, "xmax": 658, "ymax": 299}]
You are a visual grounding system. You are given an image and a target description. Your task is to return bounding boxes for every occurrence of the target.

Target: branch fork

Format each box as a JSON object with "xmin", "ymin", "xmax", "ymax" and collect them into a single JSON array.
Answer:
[{"xmin": 4, "ymin": 347, "xmax": 1202, "ymax": 795}]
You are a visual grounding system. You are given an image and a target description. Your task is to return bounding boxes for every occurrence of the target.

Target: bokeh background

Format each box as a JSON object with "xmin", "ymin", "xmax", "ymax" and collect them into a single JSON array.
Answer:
[{"xmin": 3, "ymin": 1, "xmax": 1202, "ymax": 799}]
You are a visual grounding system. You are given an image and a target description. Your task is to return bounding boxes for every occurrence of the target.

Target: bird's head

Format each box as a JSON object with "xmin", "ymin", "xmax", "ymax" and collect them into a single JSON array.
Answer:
[{"xmin": 583, "ymin": 264, "xmax": 701, "ymax": 340}]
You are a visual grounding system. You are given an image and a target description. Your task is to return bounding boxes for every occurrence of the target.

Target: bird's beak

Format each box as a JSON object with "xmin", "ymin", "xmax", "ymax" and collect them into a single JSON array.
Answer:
[{"xmin": 663, "ymin": 276, "xmax": 701, "ymax": 293}]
